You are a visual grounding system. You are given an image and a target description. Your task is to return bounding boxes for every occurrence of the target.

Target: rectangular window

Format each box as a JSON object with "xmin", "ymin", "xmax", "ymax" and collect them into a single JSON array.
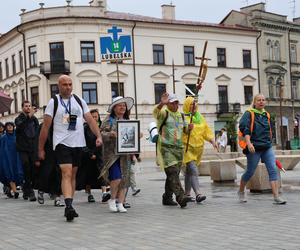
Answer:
[
  {"xmin": 5, "ymin": 58, "xmax": 9, "ymax": 78},
  {"xmin": 21, "ymin": 89, "xmax": 25, "ymax": 104},
  {"xmin": 0, "ymin": 62, "xmax": 2, "ymax": 81},
  {"xmin": 217, "ymin": 48, "xmax": 226, "ymax": 67},
  {"xmin": 154, "ymin": 83, "xmax": 166, "ymax": 104},
  {"xmin": 153, "ymin": 44, "xmax": 165, "ymax": 65},
  {"xmin": 30, "ymin": 86, "xmax": 39, "ymax": 107},
  {"xmin": 50, "ymin": 84, "xmax": 59, "ymax": 98},
  {"xmin": 244, "ymin": 86, "xmax": 253, "ymax": 105},
  {"xmin": 12, "ymin": 54, "xmax": 16, "ymax": 75},
  {"xmin": 292, "ymin": 80, "xmax": 298, "ymax": 100},
  {"xmin": 19, "ymin": 50, "xmax": 24, "ymax": 72},
  {"xmin": 184, "ymin": 46, "xmax": 195, "ymax": 66},
  {"xmin": 291, "ymin": 44, "xmax": 297, "ymax": 64},
  {"xmin": 185, "ymin": 84, "xmax": 197, "ymax": 97},
  {"xmin": 14, "ymin": 92, "xmax": 18, "ymax": 113},
  {"xmin": 29, "ymin": 45, "xmax": 37, "ymax": 67},
  {"xmin": 243, "ymin": 50, "xmax": 251, "ymax": 68},
  {"xmin": 218, "ymin": 85, "xmax": 228, "ymax": 112},
  {"xmin": 82, "ymin": 82, "xmax": 98, "ymax": 104},
  {"xmin": 81, "ymin": 41, "xmax": 95, "ymax": 62},
  {"xmin": 111, "ymin": 82, "xmax": 124, "ymax": 98}
]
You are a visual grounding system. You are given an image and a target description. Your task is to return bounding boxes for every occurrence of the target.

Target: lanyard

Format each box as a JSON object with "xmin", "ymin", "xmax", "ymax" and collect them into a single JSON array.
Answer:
[{"xmin": 60, "ymin": 95, "xmax": 71, "ymax": 114}]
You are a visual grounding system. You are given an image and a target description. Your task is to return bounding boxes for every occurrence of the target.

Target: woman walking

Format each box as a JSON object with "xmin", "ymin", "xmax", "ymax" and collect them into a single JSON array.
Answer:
[
  {"xmin": 182, "ymin": 97, "xmax": 216, "ymax": 203},
  {"xmin": 100, "ymin": 96, "xmax": 134, "ymax": 213},
  {"xmin": 238, "ymin": 93, "xmax": 286, "ymax": 204}
]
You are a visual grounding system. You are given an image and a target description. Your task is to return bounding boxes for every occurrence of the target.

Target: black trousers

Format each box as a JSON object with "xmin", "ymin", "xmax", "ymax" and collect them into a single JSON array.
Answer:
[
  {"xmin": 19, "ymin": 151, "xmax": 35, "ymax": 194},
  {"xmin": 164, "ymin": 164, "xmax": 184, "ymax": 202}
]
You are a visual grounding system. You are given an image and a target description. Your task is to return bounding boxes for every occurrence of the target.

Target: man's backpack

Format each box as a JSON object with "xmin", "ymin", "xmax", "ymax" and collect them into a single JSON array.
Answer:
[{"xmin": 238, "ymin": 110, "xmax": 272, "ymax": 149}]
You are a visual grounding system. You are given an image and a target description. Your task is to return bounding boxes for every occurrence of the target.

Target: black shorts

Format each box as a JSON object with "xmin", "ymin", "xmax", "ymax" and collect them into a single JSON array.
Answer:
[{"xmin": 55, "ymin": 144, "xmax": 83, "ymax": 167}]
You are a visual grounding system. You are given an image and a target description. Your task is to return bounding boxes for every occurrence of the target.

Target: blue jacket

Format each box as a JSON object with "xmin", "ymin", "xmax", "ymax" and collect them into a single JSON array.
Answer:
[{"xmin": 239, "ymin": 110, "xmax": 272, "ymax": 149}]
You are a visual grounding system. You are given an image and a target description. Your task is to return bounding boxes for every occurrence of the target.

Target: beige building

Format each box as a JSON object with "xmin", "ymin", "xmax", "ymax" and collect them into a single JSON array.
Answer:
[
  {"xmin": 0, "ymin": 0, "xmax": 259, "ymax": 155},
  {"xmin": 222, "ymin": 2, "xmax": 300, "ymax": 149}
]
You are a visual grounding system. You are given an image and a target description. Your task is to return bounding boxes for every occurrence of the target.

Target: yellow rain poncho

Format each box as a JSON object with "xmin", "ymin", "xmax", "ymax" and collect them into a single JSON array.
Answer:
[{"xmin": 182, "ymin": 97, "xmax": 214, "ymax": 165}]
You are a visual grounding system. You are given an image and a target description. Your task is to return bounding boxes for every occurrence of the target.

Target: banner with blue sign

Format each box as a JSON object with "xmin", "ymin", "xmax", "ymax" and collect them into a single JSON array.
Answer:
[{"xmin": 100, "ymin": 26, "xmax": 133, "ymax": 61}]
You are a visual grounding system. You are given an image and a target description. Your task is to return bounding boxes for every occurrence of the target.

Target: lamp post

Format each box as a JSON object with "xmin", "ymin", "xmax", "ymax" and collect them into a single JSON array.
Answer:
[{"xmin": 279, "ymin": 80, "xmax": 284, "ymax": 150}]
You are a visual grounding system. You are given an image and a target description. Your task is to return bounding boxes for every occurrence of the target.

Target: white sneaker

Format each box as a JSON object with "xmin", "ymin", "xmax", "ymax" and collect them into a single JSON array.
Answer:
[
  {"xmin": 108, "ymin": 199, "xmax": 118, "ymax": 212},
  {"xmin": 117, "ymin": 203, "xmax": 127, "ymax": 213},
  {"xmin": 237, "ymin": 191, "xmax": 247, "ymax": 203},
  {"xmin": 273, "ymin": 197, "xmax": 286, "ymax": 205}
]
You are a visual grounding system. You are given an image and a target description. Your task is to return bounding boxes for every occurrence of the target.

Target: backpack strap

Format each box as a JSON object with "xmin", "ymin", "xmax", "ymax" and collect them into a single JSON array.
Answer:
[
  {"xmin": 266, "ymin": 112, "xmax": 272, "ymax": 139},
  {"xmin": 249, "ymin": 111, "xmax": 255, "ymax": 133},
  {"xmin": 52, "ymin": 95, "xmax": 59, "ymax": 119},
  {"xmin": 158, "ymin": 110, "xmax": 169, "ymax": 135},
  {"xmin": 73, "ymin": 94, "xmax": 84, "ymax": 113}
]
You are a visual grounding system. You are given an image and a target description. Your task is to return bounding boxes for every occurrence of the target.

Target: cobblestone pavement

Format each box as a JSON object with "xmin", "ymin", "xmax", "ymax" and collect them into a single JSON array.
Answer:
[{"xmin": 1, "ymin": 159, "xmax": 300, "ymax": 250}]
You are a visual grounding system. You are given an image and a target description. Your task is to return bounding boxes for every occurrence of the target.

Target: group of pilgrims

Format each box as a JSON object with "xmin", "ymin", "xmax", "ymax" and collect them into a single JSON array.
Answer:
[{"xmin": 0, "ymin": 74, "xmax": 286, "ymax": 222}]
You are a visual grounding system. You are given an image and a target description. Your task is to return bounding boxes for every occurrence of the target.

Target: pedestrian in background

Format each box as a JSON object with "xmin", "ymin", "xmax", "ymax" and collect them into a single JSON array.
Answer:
[{"xmin": 15, "ymin": 100, "xmax": 39, "ymax": 201}]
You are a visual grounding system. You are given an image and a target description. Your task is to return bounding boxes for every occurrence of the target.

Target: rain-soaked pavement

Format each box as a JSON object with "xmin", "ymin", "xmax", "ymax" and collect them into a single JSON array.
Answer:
[{"xmin": 0, "ymin": 158, "xmax": 300, "ymax": 250}]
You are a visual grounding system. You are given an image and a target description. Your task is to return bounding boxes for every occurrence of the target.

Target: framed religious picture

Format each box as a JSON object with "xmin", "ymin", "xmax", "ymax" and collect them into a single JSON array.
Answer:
[{"xmin": 116, "ymin": 120, "xmax": 140, "ymax": 154}]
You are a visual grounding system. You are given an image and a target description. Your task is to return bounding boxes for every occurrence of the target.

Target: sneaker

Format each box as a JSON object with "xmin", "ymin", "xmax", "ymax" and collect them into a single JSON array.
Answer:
[
  {"xmin": 88, "ymin": 194, "xmax": 95, "ymax": 203},
  {"xmin": 123, "ymin": 202, "xmax": 131, "ymax": 208},
  {"xmin": 196, "ymin": 194, "xmax": 206, "ymax": 203},
  {"xmin": 132, "ymin": 189, "xmax": 141, "ymax": 196},
  {"xmin": 237, "ymin": 191, "xmax": 247, "ymax": 203},
  {"xmin": 54, "ymin": 198, "xmax": 65, "ymax": 207},
  {"xmin": 273, "ymin": 197, "xmax": 287, "ymax": 205},
  {"xmin": 117, "ymin": 203, "xmax": 127, "ymax": 213},
  {"xmin": 37, "ymin": 191, "xmax": 44, "ymax": 204},
  {"xmin": 108, "ymin": 199, "xmax": 118, "ymax": 212},
  {"xmin": 102, "ymin": 192, "xmax": 111, "ymax": 203}
]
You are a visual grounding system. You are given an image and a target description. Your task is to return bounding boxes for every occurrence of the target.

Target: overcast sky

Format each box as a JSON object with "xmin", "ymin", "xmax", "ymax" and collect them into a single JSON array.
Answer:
[{"xmin": 0, "ymin": 0, "xmax": 299, "ymax": 34}]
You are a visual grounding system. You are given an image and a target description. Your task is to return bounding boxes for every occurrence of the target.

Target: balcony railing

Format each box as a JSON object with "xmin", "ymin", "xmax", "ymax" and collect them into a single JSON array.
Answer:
[
  {"xmin": 40, "ymin": 60, "xmax": 70, "ymax": 78},
  {"xmin": 216, "ymin": 103, "xmax": 241, "ymax": 114}
]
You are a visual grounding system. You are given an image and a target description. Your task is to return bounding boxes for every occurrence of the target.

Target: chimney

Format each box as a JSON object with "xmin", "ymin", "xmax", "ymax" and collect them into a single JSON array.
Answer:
[
  {"xmin": 89, "ymin": 0, "xmax": 107, "ymax": 9},
  {"xmin": 161, "ymin": 4, "xmax": 175, "ymax": 20}
]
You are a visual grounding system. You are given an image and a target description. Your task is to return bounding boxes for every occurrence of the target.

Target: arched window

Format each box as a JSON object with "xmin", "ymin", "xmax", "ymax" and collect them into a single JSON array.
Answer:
[
  {"xmin": 292, "ymin": 79, "xmax": 299, "ymax": 99},
  {"xmin": 276, "ymin": 77, "xmax": 282, "ymax": 98},
  {"xmin": 274, "ymin": 41, "xmax": 281, "ymax": 61},
  {"xmin": 268, "ymin": 77, "xmax": 275, "ymax": 98},
  {"xmin": 267, "ymin": 40, "xmax": 273, "ymax": 60}
]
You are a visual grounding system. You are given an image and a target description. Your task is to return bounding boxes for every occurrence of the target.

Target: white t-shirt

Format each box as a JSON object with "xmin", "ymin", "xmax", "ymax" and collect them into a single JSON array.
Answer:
[
  {"xmin": 45, "ymin": 94, "xmax": 89, "ymax": 150},
  {"xmin": 219, "ymin": 132, "xmax": 228, "ymax": 147}
]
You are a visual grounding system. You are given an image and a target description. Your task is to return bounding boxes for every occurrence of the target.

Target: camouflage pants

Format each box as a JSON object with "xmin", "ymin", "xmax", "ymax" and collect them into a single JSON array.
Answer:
[{"xmin": 164, "ymin": 164, "xmax": 184, "ymax": 202}]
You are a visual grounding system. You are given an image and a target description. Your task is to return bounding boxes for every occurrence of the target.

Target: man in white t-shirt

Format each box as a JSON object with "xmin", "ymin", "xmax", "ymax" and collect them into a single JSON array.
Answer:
[{"xmin": 38, "ymin": 75, "xmax": 102, "ymax": 222}]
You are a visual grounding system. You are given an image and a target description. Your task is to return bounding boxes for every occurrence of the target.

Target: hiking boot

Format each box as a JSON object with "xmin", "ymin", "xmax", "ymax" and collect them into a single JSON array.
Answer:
[
  {"xmin": 88, "ymin": 194, "xmax": 95, "ymax": 203},
  {"xmin": 177, "ymin": 196, "xmax": 191, "ymax": 208},
  {"xmin": 162, "ymin": 194, "xmax": 177, "ymax": 206},
  {"xmin": 237, "ymin": 191, "xmax": 247, "ymax": 203},
  {"xmin": 196, "ymin": 194, "xmax": 206, "ymax": 203},
  {"xmin": 102, "ymin": 192, "xmax": 111, "ymax": 203},
  {"xmin": 273, "ymin": 197, "xmax": 287, "ymax": 205}
]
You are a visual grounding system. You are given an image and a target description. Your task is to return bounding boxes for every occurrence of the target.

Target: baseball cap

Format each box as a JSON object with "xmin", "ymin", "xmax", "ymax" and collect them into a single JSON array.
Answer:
[{"xmin": 168, "ymin": 93, "xmax": 179, "ymax": 103}]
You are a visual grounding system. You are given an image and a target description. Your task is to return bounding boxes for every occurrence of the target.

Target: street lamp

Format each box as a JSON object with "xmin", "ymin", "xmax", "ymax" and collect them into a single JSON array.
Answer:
[{"xmin": 279, "ymin": 79, "xmax": 284, "ymax": 150}]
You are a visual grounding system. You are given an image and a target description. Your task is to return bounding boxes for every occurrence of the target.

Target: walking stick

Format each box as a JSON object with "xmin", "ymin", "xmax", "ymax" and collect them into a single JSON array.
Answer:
[{"xmin": 185, "ymin": 41, "xmax": 209, "ymax": 153}]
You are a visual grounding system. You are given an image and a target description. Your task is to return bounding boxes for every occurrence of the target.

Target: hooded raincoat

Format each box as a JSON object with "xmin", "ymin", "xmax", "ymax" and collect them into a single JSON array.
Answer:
[{"xmin": 182, "ymin": 97, "xmax": 214, "ymax": 165}]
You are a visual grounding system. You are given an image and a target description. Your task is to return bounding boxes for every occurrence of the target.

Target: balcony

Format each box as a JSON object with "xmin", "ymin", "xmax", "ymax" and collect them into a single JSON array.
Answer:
[
  {"xmin": 216, "ymin": 103, "xmax": 241, "ymax": 114},
  {"xmin": 40, "ymin": 60, "xmax": 70, "ymax": 78}
]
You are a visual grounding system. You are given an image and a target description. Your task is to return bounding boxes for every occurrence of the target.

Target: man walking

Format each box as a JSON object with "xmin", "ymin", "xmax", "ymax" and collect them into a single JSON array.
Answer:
[
  {"xmin": 153, "ymin": 93, "xmax": 191, "ymax": 208},
  {"xmin": 39, "ymin": 75, "xmax": 102, "ymax": 222},
  {"xmin": 15, "ymin": 100, "xmax": 39, "ymax": 201}
]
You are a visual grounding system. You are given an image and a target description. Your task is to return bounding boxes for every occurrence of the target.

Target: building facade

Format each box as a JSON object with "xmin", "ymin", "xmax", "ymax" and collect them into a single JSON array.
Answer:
[
  {"xmin": 222, "ymin": 3, "xmax": 300, "ymax": 149},
  {"xmin": 0, "ymin": 0, "xmax": 259, "ymax": 156}
]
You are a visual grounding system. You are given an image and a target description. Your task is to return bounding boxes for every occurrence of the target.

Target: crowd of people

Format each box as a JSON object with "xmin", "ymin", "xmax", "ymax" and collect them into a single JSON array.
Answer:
[{"xmin": 0, "ymin": 74, "xmax": 286, "ymax": 223}]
